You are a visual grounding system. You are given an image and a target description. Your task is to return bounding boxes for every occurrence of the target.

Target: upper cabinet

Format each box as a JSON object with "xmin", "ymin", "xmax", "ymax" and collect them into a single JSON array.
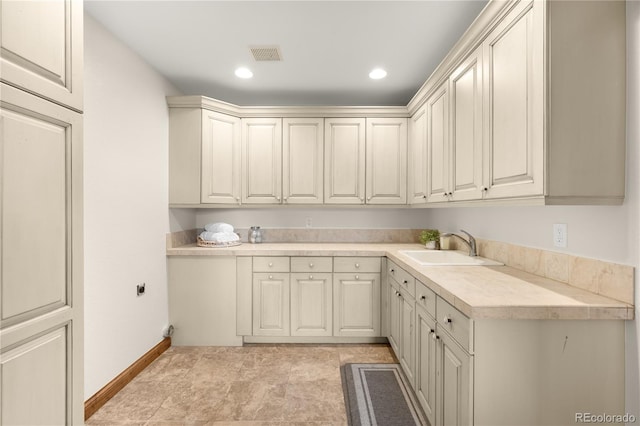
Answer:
[
  {"xmin": 411, "ymin": 0, "xmax": 625, "ymax": 206},
  {"xmin": 366, "ymin": 118, "xmax": 408, "ymax": 205},
  {"xmin": 241, "ymin": 118, "xmax": 283, "ymax": 204},
  {"xmin": 481, "ymin": 0, "xmax": 543, "ymax": 200},
  {"xmin": 202, "ymin": 111, "xmax": 241, "ymax": 204},
  {"xmin": 324, "ymin": 118, "xmax": 366, "ymax": 204},
  {"xmin": 168, "ymin": 0, "xmax": 626, "ymax": 208},
  {"xmin": 0, "ymin": 0, "xmax": 83, "ymax": 112},
  {"xmin": 283, "ymin": 118, "xmax": 324, "ymax": 204}
]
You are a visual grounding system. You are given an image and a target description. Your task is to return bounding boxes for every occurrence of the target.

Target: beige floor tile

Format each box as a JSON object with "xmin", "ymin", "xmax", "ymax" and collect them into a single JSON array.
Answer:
[{"xmin": 88, "ymin": 344, "xmax": 392, "ymax": 425}]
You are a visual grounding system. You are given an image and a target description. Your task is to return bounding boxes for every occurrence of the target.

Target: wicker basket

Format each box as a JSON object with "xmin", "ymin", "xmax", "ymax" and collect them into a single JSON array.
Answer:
[{"xmin": 197, "ymin": 236, "xmax": 241, "ymax": 248}]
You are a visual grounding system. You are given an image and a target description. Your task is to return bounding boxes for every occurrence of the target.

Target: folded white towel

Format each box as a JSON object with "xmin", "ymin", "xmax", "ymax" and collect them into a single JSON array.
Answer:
[
  {"xmin": 204, "ymin": 222, "xmax": 234, "ymax": 233},
  {"xmin": 199, "ymin": 231, "xmax": 240, "ymax": 244}
]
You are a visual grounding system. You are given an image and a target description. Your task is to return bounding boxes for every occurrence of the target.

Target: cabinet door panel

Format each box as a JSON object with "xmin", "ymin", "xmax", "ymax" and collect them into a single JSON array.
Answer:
[
  {"xmin": 283, "ymin": 118, "xmax": 323, "ymax": 204},
  {"xmin": 324, "ymin": 118, "xmax": 365, "ymax": 204},
  {"xmin": 201, "ymin": 111, "xmax": 241, "ymax": 204},
  {"xmin": 437, "ymin": 330, "xmax": 472, "ymax": 426},
  {"xmin": 242, "ymin": 118, "xmax": 282, "ymax": 204},
  {"xmin": 0, "ymin": 0, "xmax": 83, "ymax": 110},
  {"xmin": 388, "ymin": 283, "xmax": 401, "ymax": 354},
  {"xmin": 409, "ymin": 107, "xmax": 428, "ymax": 204},
  {"xmin": 1, "ymin": 327, "xmax": 68, "ymax": 426},
  {"xmin": 400, "ymin": 294, "xmax": 415, "ymax": 384},
  {"xmin": 333, "ymin": 273, "xmax": 380, "ymax": 336},
  {"xmin": 291, "ymin": 273, "xmax": 332, "ymax": 336},
  {"xmin": 483, "ymin": 1, "xmax": 543, "ymax": 199},
  {"xmin": 253, "ymin": 273, "xmax": 290, "ymax": 336},
  {"xmin": 1, "ymin": 107, "xmax": 69, "ymax": 323},
  {"xmin": 450, "ymin": 48, "xmax": 483, "ymax": 201},
  {"xmin": 416, "ymin": 308, "xmax": 437, "ymax": 426},
  {"xmin": 366, "ymin": 118, "xmax": 407, "ymax": 204},
  {"xmin": 426, "ymin": 84, "xmax": 449, "ymax": 202}
]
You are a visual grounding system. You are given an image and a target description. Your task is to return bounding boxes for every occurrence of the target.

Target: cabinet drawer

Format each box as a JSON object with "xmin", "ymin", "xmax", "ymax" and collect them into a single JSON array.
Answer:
[
  {"xmin": 415, "ymin": 280, "xmax": 436, "ymax": 318},
  {"xmin": 291, "ymin": 257, "xmax": 333, "ymax": 273},
  {"xmin": 253, "ymin": 257, "xmax": 290, "ymax": 272},
  {"xmin": 437, "ymin": 297, "xmax": 472, "ymax": 352},
  {"xmin": 334, "ymin": 257, "xmax": 381, "ymax": 273},
  {"xmin": 387, "ymin": 260, "xmax": 415, "ymax": 297}
]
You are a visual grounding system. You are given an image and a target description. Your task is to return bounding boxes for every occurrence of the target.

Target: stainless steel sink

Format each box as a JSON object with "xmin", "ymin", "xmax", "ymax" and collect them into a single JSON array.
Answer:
[{"xmin": 398, "ymin": 250, "xmax": 503, "ymax": 266}]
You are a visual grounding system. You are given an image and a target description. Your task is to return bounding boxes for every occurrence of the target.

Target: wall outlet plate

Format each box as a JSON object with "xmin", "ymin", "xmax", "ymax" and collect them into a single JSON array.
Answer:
[{"xmin": 553, "ymin": 224, "xmax": 567, "ymax": 248}]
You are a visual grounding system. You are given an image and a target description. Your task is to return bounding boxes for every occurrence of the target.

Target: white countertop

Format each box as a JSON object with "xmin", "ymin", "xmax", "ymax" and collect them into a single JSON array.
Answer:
[{"xmin": 167, "ymin": 242, "xmax": 633, "ymax": 320}]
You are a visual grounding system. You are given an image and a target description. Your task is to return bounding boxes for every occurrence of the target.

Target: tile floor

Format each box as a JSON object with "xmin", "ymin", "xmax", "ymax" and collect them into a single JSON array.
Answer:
[{"xmin": 86, "ymin": 344, "xmax": 397, "ymax": 426}]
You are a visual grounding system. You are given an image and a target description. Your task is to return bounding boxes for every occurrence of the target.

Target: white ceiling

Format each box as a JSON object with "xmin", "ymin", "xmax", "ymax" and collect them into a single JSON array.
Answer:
[{"xmin": 85, "ymin": 1, "xmax": 488, "ymax": 106}]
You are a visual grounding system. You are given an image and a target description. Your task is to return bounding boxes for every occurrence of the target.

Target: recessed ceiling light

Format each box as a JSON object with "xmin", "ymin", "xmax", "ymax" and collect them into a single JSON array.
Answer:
[
  {"xmin": 235, "ymin": 67, "xmax": 253, "ymax": 79},
  {"xmin": 369, "ymin": 68, "xmax": 387, "ymax": 80}
]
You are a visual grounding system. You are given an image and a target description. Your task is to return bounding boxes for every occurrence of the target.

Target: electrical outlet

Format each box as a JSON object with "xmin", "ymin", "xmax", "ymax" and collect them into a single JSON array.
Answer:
[
  {"xmin": 305, "ymin": 217, "xmax": 313, "ymax": 228},
  {"xmin": 553, "ymin": 224, "xmax": 567, "ymax": 248},
  {"xmin": 137, "ymin": 283, "xmax": 146, "ymax": 296}
]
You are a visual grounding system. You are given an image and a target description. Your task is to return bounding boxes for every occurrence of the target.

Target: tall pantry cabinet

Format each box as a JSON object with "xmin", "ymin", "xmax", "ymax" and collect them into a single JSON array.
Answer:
[{"xmin": 0, "ymin": 1, "xmax": 84, "ymax": 425}]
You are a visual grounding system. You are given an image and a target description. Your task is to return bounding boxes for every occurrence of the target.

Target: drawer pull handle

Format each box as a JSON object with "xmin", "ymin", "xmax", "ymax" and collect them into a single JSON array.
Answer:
[{"xmin": 443, "ymin": 316, "xmax": 452, "ymax": 324}]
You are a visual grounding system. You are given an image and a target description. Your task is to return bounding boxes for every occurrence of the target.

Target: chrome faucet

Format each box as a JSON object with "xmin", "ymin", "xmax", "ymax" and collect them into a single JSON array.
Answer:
[{"xmin": 442, "ymin": 229, "xmax": 477, "ymax": 257}]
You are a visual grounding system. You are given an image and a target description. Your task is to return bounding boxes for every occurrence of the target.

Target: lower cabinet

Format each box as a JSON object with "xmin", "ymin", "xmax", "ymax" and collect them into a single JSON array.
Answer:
[
  {"xmin": 245, "ymin": 256, "xmax": 381, "ymax": 339},
  {"xmin": 436, "ymin": 327, "xmax": 472, "ymax": 426},
  {"xmin": 333, "ymin": 273, "xmax": 380, "ymax": 337},
  {"xmin": 416, "ymin": 306, "xmax": 437, "ymax": 425},
  {"xmin": 253, "ymin": 273, "xmax": 290, "ymax": 336},
  {"xmin": 290, "ymin": 273, "xmax": 332, "ymax": 336}
]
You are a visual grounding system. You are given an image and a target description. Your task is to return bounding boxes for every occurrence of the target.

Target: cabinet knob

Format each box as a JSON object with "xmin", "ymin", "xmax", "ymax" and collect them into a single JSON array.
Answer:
[
  {"xmin": 483, "ymin": 187, "xmax": 488, "ymax": 192},
  {"xmin": 355, "ymin": 275, "xmax": 359, "ymax": 280},
  {"xmin": 367, "ymin": 197, "xmax": 372, "ymax": 201},
  {"xmin": 423, "ymin": 195, "xmax": 427, "ymax": 199},
  {"xmin": 390, "ymin": 268, "xmax": 395, "ymax": 273},
  {"xmin": 403, "ymin": 280, "xmax": 408, "ymax": 285},
  {"xmin": 355, "ymin": 263, "xmax": 360, "ymax": 268},
  {"xmin": 309, "ymin": 263, "xmax": 314, "ymax": 268},
  {"xmin": 268, "ymin": 262, "xmax": 273, "ymax": 267},
  {"xmin": 431, "ymin": 332, "xmax": 438, "ymax": 341},
  {"xmin": 283, "ymin": 197, "xmax": 288, "ymax": 203},
  {"xmin": 309, "ymin": 275, "xmax": 313, "ymax": 280},
  {"xmin": 430, "ymin": 328, "xmax": 435, "ymax": 333},
  {"xmin": 269, "ymin": 275, "xmax": 273, "ymax": 280},
  {"xmin": 443, "ymin": 315, "xmax": 452, "ymax": 324},
  {"xmin": 276, "ymin": 196, "xmax": 281, "ymax": 201},
  {"xmin": 420, "ymin": 295, "xmax": 426, "ymax": 301}
]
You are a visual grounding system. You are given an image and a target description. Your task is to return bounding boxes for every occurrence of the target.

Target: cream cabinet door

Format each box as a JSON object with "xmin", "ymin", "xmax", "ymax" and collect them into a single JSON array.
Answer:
[
  {"xmin": 400, "ymin": 293, "xmax": 415, "ymax": 385},
  {"xmin": 201, "ymin": 110, "xmax": 241, "ymax": 204},
  {"xmin": 482, "ymin": 0, "xmax": 543, "ymax": 200},
  {"xmin": 333, "ymin": 273, "xmax": 380, "ymax": 337},
  {"xmin": 426, "ymin": 83, "xmax": 450, "ymax": 203},
  {"xmin": 388, "ymin": 282, "xmax": 401, "ymax": 353},
  {"xmin": 283, "ymin": 118, "xmax": 323, "ymax": 204},
  {"xmin": 409, "ymin": 106, "xmax": 428, "ymax": 204},
  {"xmin": 416, "ymin": 307, "xmax": 437, "ymax": 426},
  {"xmin": 0, "ymin": 84, "xmax": 83, "ymax": 425},
  {"xmin": 290, "ymin": 273, "xmax": 332, "ymax": 336},
  {"xmin": 253, "ymin": 273, "xmax": 290, "ymax": 336},
  {"xmin": 242, "ymin": 118, "xmax": 282, "ymax": 204},
  {"xmin": 436, "ymin": 329, "xmax": 473, "ymax": 426},
  {"xmin": 449, "ymin": 47, "xmax": 484, "ymax": 202},
  {"xmin": 324, "ymin": 118, "xmax": 366, "ymax": 204},
  {"xmin": 366, "ymin": 118, "xmax": 408, "ymax": 204},
  {"xmin": 0, "ymin": 0, "xmax": 83, "ymax": 111}
]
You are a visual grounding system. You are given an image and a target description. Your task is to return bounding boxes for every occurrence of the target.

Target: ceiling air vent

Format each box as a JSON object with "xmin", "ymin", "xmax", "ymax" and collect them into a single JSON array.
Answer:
[{"xmin": 250, "ymin": 46, "xmax": 283, "ymax": 62}]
